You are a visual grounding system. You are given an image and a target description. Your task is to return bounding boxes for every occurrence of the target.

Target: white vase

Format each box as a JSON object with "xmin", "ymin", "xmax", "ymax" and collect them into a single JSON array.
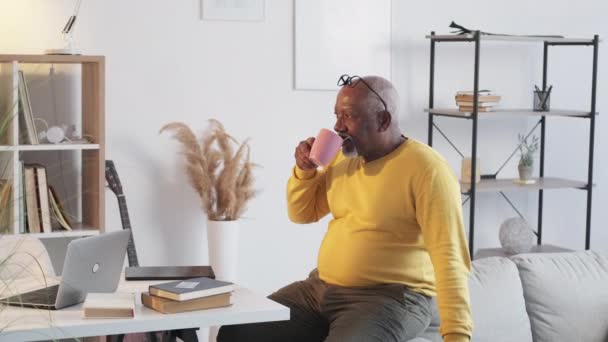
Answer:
[
  {"xmin": 207, "ymin": 220, "xmax": 240, "ymax": 342},
  {"xmin": 206, "ymin": 220, "xmax": 240, "ymax": 283}
]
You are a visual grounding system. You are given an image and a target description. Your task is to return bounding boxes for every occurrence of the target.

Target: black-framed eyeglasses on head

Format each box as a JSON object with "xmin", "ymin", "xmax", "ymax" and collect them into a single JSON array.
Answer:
[{"xmin": 337, "ymin": 74, "xmax": 388, "ymax": 113}]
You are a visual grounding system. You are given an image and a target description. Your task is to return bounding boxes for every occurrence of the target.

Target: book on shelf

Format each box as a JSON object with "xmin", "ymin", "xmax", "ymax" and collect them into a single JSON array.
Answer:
[
  {"xmin": 17, "ymin": 71, "xmax": 39, "ymax": 145},
  {"xmin": 458, "ymin": 106, "xmax": 493, "ymax": 112},
  {"xmin": 23, "ymin": 165, "xmax": 41, "ymax": 233},
  {"xmin": 83, "ymin": 292, "xmax": 135, "ymax": 318},
  {"xmin": 141, "ymin": 292, "xmax": 231, "ymax": 314},
  {"xmin": 20, "ymin": 162, "xmax": 72, "ymax": 233},
  {"xmin": 23, "ymin": 164, "xmax": 55, "ymax": 233},
  {"xmin": 456, "ymin": 101, "xmax": 498, "ymax": 107},
  {"xmin": 19, "ymin": 161, "xmax": 26, "ymax": 233},
  {"xmin": 0, "ymin": 180, "xmax": 12, "ymax": 233},
  {"xmin": 455, "ymin": 94, "xmax": 502, "ymax": 102},
  {"xmin": 149, "ymin": 277, "xmax": 234, "ymax": 302},
  {"xmin": 33, "ymin": 164, "xmax": 52, "ymax": 233},
  {"xmin": 48, "ymin": 185, "xmax": 72, "ymax": 231},
  {"xmin": 456, "ymin": 90, "xmax": 494, "ymax": 96}
]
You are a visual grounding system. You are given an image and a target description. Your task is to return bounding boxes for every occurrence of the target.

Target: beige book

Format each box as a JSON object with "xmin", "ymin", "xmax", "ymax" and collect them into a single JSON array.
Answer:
[
  {"xmin": 0, "ymin": 180, "xmax": 12, "ymax": 232},
  {"xmin": 455, "ymin": 94, "xmax": 502, "ymax": 102},
  {"xmin": 141, "ymin": 292, "xmax": 231, "ymax": 314},
  {"xmin": 456, "ymin": 101, "xmax": 498, "ymax": 107},
  {"xmin": 459, "ymin": 106, "xmax": 493, "ymax": 112},
  {"xmin": 33, "ymin": 165, "xmax": 52, "ymax": 233},
  {"xmin": 48, "ymin": 186, "xmax": 72, "ymax": 231},
  {"xmin": 83, "ymin": 292, "xmax": 135, "ymax": 318},
  {"xmin": 24, "ymin": 166, "xmax": 40, "ymax": 233}
]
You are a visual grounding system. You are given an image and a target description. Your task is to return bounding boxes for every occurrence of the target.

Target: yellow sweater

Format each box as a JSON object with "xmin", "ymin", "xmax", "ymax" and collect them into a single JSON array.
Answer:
[{"xmin": 286, "ymin": 138, "xmax": 473, "ymax": 339}]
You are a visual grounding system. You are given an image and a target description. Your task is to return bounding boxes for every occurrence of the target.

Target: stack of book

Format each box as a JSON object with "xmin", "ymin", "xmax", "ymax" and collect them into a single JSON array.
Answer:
[
  {"xmin": 142, "ymin": 277, "xmax": 234, "ymax": 314},
  {"xmin": 22, "ymin": 163, "xmax": 72, "ymax": 233},
  {"xmin": 455, "ymin": 90, "xmax": 502, "ymax": 112}
]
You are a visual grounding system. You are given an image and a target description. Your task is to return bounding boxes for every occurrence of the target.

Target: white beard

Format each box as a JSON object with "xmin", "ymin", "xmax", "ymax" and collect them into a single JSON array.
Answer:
[{"xmin": 342, "ymin": 138, "xmax": 359, "ymax": 158}]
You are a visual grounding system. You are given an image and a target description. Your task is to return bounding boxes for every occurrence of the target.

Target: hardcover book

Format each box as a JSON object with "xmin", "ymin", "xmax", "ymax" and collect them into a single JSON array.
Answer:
[
  {"xmin": 149, "ymin": 277, "xmax": 234, "ymax": 301},
  {"xmin": 141, "ymin": 292, "xmax": 231, "ymax": 314},
  {"xmin": 83, "ymin": 292, "xmax": 135, "ymax": 318}
]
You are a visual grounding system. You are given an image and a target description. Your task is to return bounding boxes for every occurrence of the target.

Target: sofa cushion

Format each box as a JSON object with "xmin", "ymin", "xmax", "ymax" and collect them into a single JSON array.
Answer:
[
  {"xmin": 468, "ymin": 257, "xmax": 533, "ymax": 342},
  {"xmin": 512, "ymin": 251, "xmax": 608, "ymax": 342}
]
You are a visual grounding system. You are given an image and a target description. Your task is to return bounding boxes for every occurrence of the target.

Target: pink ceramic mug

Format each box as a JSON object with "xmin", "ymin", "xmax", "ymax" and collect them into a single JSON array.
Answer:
[{"xmin": 309, "ymin": 128, "xmax": 343, "ymax": 167}]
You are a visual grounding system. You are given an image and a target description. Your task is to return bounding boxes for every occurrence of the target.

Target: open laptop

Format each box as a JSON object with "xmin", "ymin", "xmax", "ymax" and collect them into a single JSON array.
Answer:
[{"xmin": 1, "ymin": 229, "xmax": 130, "ymax": 310}]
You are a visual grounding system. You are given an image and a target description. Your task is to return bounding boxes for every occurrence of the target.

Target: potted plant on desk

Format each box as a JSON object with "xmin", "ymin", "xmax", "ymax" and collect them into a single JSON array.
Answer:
[
  {"xmin": 160, "ymin": 119, "xmax": 258, "ymax": 282},
  {"xmin": 517, "ymin": 133, "xmax": 539, "ymax": 183}
]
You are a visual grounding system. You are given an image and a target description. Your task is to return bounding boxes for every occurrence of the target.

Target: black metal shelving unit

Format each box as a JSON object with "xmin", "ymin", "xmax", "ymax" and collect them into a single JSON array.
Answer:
[{"xmin": 427, "ymin": 31, "xmax": 599, "ymax": 258}]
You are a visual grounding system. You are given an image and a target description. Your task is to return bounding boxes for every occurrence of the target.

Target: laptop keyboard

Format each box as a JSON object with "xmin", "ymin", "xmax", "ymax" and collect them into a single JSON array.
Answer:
[{"xmin": 2, "ymin": 284, "xmax": 59, "ymax": 306}]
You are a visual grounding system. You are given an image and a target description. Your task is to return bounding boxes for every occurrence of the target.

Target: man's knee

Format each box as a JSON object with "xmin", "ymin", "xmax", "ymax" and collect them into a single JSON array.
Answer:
[{"xmin": 216, "ymin": 323, "xmax": 277, "ymax": 342}]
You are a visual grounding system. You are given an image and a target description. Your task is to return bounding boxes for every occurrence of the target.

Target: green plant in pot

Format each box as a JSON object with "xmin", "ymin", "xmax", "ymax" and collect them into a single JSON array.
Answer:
[{"xmin": 517, "ymin": 133, "xmax": 539, "ymax": 181}]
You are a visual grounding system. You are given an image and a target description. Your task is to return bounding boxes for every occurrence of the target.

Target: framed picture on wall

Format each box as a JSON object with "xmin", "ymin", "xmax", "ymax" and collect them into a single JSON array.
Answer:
[
  {"xmin": 201, "ymin": 0, "xmax": 265, "ymax": 22},
  {"xmin": 294, "ymin": 0, "xmax": 392, "ymax": 90}
]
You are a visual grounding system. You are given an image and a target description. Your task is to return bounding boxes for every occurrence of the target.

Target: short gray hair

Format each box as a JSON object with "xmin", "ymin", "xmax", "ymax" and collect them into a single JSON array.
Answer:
[{"xmin": 359, "ymin": 76, "xmax": 399, "ymax": 118}]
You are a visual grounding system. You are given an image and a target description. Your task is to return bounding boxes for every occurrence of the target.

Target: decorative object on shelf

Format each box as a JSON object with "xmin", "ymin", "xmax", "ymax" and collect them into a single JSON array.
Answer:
[
  {"xmin": 461, "ymin": 157, "xmax": 480, "ymax": 184},
  {"xmin": 46, "ymin": 0, "xmax": 83, "ymax": 55},
  {"xmin": 160, "ymin": 119, "xmax": 258, "ymax": 282},
  {"xmin": 499, "ymin": 217, "xmax": 537, "ymax": 255},
  {"xmin": 454, "ymin": 90, "xmax": 502, "ymax": 112},
  {"xmin": 200, "ymin": 0, "xmax": 265, "ymax": 22},
  {"xmin": 533, "ymin": 85, "xmax": 552, "ymax": 112},
  {"xmin": 448, "ymin": 21, "xmax": 564, "ymax": 39},
  {"xmin": 517, "ymin": 133, "xmax": 539, "ymax": 182}
]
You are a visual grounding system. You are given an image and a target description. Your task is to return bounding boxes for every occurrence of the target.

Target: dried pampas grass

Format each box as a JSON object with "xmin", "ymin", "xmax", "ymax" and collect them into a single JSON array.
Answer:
[{"xmin": 160, "ymin": 119, "xmax": 258, "ymax": 221}]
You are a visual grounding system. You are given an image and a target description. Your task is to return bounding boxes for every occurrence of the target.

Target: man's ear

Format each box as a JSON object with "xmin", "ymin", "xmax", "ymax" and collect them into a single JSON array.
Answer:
[{"xmin": 377, "ymin": 111, "xmax": 391, "ymax": 132}]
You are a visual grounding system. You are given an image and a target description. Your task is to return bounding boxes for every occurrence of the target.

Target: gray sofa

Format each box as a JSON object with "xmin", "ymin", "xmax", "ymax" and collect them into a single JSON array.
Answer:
[{"xmin": 412, "ymin": 250, "xmax": 608, "ymax": 342}]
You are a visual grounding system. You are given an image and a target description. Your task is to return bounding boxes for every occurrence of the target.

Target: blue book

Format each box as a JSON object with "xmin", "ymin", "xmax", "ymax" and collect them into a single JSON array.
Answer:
[{"xmin": 149, "ymin": 277, "xmax": 234, "ymax": 301}]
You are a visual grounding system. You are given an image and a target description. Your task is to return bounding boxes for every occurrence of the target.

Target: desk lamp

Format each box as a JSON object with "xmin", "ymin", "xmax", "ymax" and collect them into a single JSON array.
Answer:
[{"xmin": 45, "ymin": 0, "xmax": 83, "ymax": 55}]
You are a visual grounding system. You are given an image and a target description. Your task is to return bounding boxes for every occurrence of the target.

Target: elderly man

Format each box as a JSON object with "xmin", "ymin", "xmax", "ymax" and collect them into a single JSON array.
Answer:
[{"xmin": 217, "ymin": 75, "xmax": 473, "ymax": 342}]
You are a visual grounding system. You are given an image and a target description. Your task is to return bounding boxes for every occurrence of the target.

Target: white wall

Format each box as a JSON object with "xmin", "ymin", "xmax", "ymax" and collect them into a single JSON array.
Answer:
[{"xmin": 0, "ymin": 0, "xmax": 606, "ymax": 297}]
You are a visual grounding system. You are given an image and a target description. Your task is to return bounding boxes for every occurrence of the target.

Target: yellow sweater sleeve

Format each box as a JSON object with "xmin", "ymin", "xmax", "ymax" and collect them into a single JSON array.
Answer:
[
  {"xmin": 415, "ymin": 164, "xmax": 473, "ymax": 338},
  {"xmin": 444, "ymin": 333, "xmax": 470, "ymax": 342},
  {"xmin": 286, "ymin": 166, "xmax": 330, "ymax": 223}
]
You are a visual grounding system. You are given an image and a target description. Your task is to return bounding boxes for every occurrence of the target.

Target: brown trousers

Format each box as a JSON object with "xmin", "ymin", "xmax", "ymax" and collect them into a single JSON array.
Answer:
[{"xmin": 217, "ymin": 270, "xmax": 435, "ymax": 342}]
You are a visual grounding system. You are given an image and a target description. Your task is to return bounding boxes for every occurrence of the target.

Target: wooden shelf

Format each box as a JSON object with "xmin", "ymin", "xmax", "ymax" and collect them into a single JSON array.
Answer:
[
  {"xmin": 427, "ymin": 108, "xmax": 592, "ymax": 118},
  {"xmin": 0, "ymin": 144, "xmax": 100, "ymax": 152},
  {"xmin": 0, "ymin": 54, "xmax": 104, "ymax": 64},
  {"xmin": 426, "ymin": 34, "xmax": 596, "ymax": 44},
  {"xmin": 1, "ymin": 226, "xmax": 100, "ymax": 239},
  {"xmin": 0, "ymin": 54, "xmax": 105, "ymax": 237},
  {"xmin": 460, "ymin": 177, "xmax": 587, "ymax": 194}
]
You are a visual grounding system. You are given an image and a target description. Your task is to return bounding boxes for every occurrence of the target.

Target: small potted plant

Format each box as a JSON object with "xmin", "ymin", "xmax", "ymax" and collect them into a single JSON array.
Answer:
[{"xmin": 517, "ymin": 133, "xmax": 539, "ymax": 182}]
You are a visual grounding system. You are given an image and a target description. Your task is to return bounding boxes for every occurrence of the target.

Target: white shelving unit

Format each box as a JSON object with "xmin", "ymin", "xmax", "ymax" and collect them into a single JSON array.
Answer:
[{"xmin": 0, "ymin": 55, "xmax": 105, "ymax": 239}]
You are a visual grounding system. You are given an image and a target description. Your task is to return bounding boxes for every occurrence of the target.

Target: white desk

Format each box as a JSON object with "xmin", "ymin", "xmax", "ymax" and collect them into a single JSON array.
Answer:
[{"xmin": 0, "ymin": 279, "xmax": 289, "ymax": 341}]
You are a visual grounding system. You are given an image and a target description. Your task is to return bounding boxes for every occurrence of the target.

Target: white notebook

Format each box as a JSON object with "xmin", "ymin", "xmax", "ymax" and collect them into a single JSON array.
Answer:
[{"xmin": 83, "ymin": 292, "xmax": 135, "ymax": 319}]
